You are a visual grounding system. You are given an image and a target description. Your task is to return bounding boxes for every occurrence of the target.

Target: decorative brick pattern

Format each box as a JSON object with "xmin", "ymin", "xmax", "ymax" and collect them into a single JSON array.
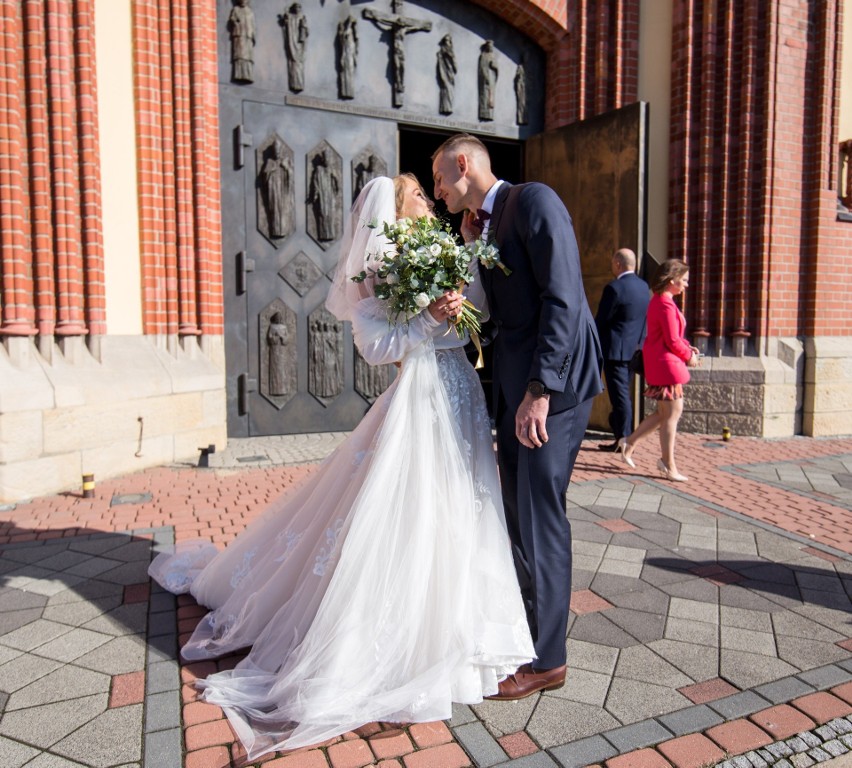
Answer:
[
  {"xmin": 131, "ymin": 0, "xmax": 223, "ymax": 337},
  {"xmin": 0, "ymin": 0, "xmax": 104, "ymax": 338}
]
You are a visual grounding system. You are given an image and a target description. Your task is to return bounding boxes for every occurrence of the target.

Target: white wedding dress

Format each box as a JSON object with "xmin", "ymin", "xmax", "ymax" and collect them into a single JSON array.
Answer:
[{"xmin": 148, "ymin": 178, "xmax": 534, "ymax": 759}]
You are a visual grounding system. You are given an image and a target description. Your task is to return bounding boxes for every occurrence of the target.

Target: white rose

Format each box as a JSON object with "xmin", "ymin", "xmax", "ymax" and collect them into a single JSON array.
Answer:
[
  {"xmin": 429, "ymin": 243, "xmax": 442, "ymax": 257},
  {"xmin": 414, "ymin": 293, "xmax": 431, "ymax": 308}
]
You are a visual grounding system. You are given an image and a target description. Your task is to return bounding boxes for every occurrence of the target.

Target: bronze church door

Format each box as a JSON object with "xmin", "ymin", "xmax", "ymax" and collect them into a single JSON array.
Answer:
[
  {"xmin": 219, "ymin": 0, "xmax": 545, "ymax": 437},
  {"xmin": 525, "ymin": 102, "xmax": 650, "ymax": 432},
  {"xmin": 223, "ymin": 98, "xmax": 399, "ymax": 436}
]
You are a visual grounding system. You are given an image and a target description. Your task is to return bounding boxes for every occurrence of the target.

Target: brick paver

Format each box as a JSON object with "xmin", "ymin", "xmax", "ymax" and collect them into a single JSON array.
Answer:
[
  {"xmin": 108, "ymin": 670, "xmax": 145, "ymax": 708},
  {"xmin": 705, "ymin": 718, "xmax": 774, "ymax": 753},
  {"xmin": 369, "ymin": 731, "xmax": 415, "ymax": 761},
  {"xmin": 657, "ymin": 733, "xmax": 726, "ymax": 768},
  {"xmin": 497, "ymin": 731, "xmax": 539, "ymax": 758},
  {"xmin": 402, "ymin": 744, "xmax": 472, "ymax": 768},
  {"xmin": 678, "ymin": 678, "xmax": 739, "ymax": 705},
  {"xmin": 605, "ymin": 748, "xmax": 673, "ymax": 767},
  {"xmin": 792, "ymin": 692, "xmax": 852, "ymax": 724},
  {"xmin": 409, "ymin": 722, "xmax": 454, "ymax": 749},
  {"xmin": 328, "ymin": 738, "xmax": 375, "ymax": 768},
  {"xmin": 749, "ymin": 704, "xmax": 817, "ymax": 740}
]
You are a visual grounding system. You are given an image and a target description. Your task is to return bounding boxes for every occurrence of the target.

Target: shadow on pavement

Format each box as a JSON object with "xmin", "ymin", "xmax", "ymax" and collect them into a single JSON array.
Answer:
[{"xmin": 645, "ymin": 556, "xmax": 852, "ymax": 617}]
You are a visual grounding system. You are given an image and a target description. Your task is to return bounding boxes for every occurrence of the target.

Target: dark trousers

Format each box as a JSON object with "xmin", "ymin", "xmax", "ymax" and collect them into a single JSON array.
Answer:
[
  {"xmin": 495, "ymin": 394, "xmax": 594, "ymax": 669},
  {"xmin": 603, "ymin": 360, "xmax": 633, "ymax": 441}
]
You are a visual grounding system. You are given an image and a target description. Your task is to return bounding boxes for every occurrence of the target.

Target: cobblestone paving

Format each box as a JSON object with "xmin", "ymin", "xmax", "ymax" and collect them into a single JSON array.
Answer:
[{"xmin": 2, "ymin": 433, "xmax": 852, "ymax": 768}]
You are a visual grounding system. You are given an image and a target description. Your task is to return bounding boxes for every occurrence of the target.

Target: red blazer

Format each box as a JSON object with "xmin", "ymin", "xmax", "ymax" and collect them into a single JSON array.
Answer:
[{"xmin": 642, "ymin": 293, "xmax": 693, "ymax": 386}]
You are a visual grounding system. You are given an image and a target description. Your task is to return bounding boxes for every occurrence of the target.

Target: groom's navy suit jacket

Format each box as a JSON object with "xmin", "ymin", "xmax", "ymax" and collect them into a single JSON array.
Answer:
[
  {"xmin": 480, "ymin": 182, "xmax": 603, "ymax": 415},
  {"xmin": 479, "ymin": 180, "xmax": 603, "ymax": 669}
]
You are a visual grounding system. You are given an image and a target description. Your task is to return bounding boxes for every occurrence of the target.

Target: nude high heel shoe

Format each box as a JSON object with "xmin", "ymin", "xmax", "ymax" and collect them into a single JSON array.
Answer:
[
  {"xmin": 657, "ymin": 459, "xmax": 688, "ymax": 482},
  {"xmin": 617, "ymin": 438, "xmax": 635, "ymax": 468}
]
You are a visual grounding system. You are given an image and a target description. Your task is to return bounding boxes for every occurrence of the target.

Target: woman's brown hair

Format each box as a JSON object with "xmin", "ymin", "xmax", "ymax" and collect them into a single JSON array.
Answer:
[{"xmin": 651, "ymin": 258, "xmax": 689, "ymax": 294}]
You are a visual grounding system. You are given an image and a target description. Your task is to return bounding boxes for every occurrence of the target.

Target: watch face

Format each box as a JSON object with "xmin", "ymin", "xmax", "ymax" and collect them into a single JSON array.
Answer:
[{"xmin": 527, "ymin": 381, "xmax": 545, "ymax": 397}]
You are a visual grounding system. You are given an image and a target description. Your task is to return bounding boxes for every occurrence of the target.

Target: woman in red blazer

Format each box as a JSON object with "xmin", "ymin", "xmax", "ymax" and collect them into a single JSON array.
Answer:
[{"xmin": 620, "ymin": 259, "xmax": 700, "ymax": 482}]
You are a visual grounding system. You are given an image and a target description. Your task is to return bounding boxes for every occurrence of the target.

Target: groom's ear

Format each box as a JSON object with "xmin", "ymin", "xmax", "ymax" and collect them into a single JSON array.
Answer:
[{"xmin": 456, "ymin": 153, "xmax": 469, "ymax": 176}]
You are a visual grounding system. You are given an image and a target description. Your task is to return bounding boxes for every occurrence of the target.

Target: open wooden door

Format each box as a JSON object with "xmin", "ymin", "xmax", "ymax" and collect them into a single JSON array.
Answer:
[{"xmin": 525, "ymin": 102, "xmax": 649, "ymax": 431}]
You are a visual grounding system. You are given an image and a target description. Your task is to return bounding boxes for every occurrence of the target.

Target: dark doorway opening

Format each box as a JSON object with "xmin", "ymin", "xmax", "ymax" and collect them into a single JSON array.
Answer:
[
  {"xmin": 398, "ymin": 126, "xmax": 523, "ymax": 414},
  {"xmin": 398, "ymin": 125, "xmax": 524, "ymax": 221}
]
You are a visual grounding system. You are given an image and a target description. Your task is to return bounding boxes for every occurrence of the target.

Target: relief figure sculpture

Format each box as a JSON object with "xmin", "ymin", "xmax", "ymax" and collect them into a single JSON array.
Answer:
[
  {"xmin": 336, "ymin": 16, "xmax": 359, "ymax": 100},
  {"xmin": 363, "ymin": 1, "xmax": 431, "ymax": 108},
  {"xmin": 308, "ymin": 150, "xmax": 340, "ymax": 242},
  {"xmin": 309, "ymin": 313, "xmax": 343, "ymax": 399},
  {"xmin": 514, "ymin": 55, "xmax": 528, "ymax": 125},
  {"xmin": 261, "ymin": 140, "xmax": 292, "ymax": 239},
  {"xmin": 353, "ymin": 153, "xmax": 386, "ymax": 201},
  {"xmin": 280, "ymin": 3, "xmax": 309, "ymax": 93},
  {"xmin": 436, "ymin": 34, "xmax": 457, "ymax": 115},
  {"xmin": 267, "ymin": 312, "xmax": 295, "ymax": 397},
  {"xmin": 478, "ymin": 40, "xmax": 498, "ymax": 121},
  {"xmin": 228, "ymin": 0, "xmax": 256, "ymax": 83}
]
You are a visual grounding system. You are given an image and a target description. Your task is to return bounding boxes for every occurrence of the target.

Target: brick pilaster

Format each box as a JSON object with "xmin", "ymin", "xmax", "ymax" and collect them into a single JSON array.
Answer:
[
  {"xmin": 0, "ymin": 0, "xmax": 36, "ymax": 336},
  {"xmin": 132, "ymin": 0, "xmax": 222, "ymax": 337}
]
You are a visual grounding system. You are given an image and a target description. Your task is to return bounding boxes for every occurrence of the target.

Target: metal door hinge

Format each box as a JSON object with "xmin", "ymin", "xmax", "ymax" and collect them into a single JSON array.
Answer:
[
  {"xmin": 237, "ymin": 373, "xmax": 258, "ymax": 415},
  {"xmin": 236, "ymin": 251, "xmax": 255, "ymax": 295},
  {"xmin": 234, "ymin": 124, "xmax": 253, "ymax": 168}
]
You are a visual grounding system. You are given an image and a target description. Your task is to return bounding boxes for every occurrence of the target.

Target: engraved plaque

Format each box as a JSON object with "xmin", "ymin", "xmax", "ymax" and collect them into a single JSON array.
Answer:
[{"xmin": 279, "ymin": 252, "xmax": 323, "ymax": 297}]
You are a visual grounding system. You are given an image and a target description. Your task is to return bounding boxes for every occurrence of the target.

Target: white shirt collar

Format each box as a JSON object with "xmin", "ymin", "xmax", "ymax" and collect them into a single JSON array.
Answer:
[
  {"xmin": 480, "ymin": 180, "xmax": 504, "ymax": 214},
  {"xmin": 616, "ymin": 269, "xmax": 632, "ymax": 280}
]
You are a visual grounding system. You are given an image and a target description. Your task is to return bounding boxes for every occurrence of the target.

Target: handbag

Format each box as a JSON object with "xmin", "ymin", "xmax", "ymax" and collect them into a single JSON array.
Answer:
[{"xmin": 627, "ymin": 348, "xmax": 644, "ymax": 377}]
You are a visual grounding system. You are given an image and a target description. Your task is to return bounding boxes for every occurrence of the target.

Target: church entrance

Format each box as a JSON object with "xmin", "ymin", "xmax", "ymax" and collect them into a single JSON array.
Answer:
[{"xmin": 220, "ymin": 0, "xmax": 544, "ymax": 437}]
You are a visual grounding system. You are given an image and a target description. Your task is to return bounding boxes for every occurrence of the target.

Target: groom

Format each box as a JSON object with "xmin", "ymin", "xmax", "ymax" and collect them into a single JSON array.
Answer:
[{"xmin": 432, "ymin": 134, "xmax": 603, "ymax": 699}]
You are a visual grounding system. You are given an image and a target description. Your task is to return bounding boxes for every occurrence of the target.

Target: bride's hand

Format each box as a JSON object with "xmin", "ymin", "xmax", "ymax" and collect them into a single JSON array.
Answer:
[{"xmin": 428, "ymin": 291, "xmax": 463, "ymax": 321}]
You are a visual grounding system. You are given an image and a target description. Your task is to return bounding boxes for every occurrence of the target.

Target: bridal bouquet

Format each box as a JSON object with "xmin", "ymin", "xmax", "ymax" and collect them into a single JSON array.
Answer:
[{"xmin": 352, "ymin": 216, "xmax": 482, "ymax": 338}]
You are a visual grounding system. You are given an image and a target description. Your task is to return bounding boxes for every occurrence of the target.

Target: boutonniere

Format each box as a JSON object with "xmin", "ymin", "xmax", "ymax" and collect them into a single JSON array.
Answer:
[{"xmin": 467, "ymin": 238, "xmax": 512, "ymax": 276}]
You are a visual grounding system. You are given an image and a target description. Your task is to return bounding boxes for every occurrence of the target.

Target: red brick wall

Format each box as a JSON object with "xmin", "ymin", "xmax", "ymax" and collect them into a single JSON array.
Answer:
[
  {"xmin": 668, "ymin": 0, "xmax": 852, "ymax": 346},
  {"xmin": 0, "ymin": 0, "xmax": 105, "ymax": 338},
  {"xmin": 131, "ymin": 0, "xmax": 223, "ymax": 337}
]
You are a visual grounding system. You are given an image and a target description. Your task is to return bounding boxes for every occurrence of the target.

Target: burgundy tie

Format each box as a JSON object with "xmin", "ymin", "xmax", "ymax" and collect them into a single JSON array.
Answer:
[{"xmin": 471, "ymin": 208, "xmax": 491, "ymax": 234}]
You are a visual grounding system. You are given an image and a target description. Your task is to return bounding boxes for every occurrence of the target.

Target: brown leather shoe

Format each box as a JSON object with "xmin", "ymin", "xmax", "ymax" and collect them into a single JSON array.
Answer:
[{"xmin": 485, "ymin": 664, "xmax": 566, "ymax": 701}]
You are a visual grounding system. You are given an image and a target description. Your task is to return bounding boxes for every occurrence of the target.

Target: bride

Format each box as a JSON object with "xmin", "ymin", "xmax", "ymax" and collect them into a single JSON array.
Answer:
[{"xmin": 148, "ymin": 174, "xmax": 534, "ymax": 759}]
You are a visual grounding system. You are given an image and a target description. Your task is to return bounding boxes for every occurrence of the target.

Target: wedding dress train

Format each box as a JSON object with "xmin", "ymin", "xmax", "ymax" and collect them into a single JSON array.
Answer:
[{"xmin": 149, "ymin": 335, "xmax": 534, "ymax": 758}]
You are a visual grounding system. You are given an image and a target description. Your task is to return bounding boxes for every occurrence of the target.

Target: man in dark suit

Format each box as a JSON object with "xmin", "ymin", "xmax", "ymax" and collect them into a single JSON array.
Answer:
[
  {"xmin": 432, "ymin": 134, "xmax": 603, "ymax": 699},
  {"xmin": 594, "ymin": 248, "xmax": 650, "ymax": 451}
]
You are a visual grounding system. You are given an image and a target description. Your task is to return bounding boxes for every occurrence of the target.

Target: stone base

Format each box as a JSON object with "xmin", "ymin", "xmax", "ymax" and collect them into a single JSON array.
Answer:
[
  {"xmin": 804, "ymin": 336, "xmax": 852, "ymax": 437},
  {"xmin": 0, "ymin": 335, "xmax": 227, "ymax": 504},
  {"xmin": 642, "ymin": 337, "xmax": 806, "ymax": 438}
]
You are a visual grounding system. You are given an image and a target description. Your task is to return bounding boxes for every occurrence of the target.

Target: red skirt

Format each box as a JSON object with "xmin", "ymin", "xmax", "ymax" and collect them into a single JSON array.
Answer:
[{"xmin": 644, "ymin": 383, "xmax": 684, "ymax": 401}]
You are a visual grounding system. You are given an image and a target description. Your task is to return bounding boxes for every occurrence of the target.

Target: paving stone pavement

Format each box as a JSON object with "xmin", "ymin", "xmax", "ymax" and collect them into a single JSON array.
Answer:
[{"xmin": 1, "ymin": 432, "xmax": 851, "ymax": 768}]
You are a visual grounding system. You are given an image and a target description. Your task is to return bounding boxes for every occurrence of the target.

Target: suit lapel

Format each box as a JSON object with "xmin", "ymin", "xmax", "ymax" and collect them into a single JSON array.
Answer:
[{"xmin": 486, "ymin": 183, "xmax": 512, "ymax": 246}]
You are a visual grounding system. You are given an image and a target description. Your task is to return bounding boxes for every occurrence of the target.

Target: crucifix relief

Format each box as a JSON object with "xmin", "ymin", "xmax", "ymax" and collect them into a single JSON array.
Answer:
[{"xmin": 362, "ymin": 0, "xmax": 431, "ymax": 108}]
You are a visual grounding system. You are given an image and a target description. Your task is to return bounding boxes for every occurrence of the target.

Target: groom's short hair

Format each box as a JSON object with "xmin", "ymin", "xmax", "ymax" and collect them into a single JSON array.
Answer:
[{"xmin": 431, "ymin": 133, "xmax": 490, "ymax": 164}]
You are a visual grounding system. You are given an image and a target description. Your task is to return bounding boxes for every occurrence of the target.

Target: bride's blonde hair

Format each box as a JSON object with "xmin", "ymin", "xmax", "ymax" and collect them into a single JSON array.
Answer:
[{"xmin": 393, "ymin": 173, "xmax": 432, "ymax": 217}]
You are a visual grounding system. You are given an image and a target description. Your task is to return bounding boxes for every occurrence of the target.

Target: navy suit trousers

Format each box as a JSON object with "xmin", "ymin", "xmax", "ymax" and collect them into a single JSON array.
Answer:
[
  {"xmin": 603, "ymin": 360, "xmax": 633, "ymax": 441},
  {"xmin": 495, "ymin": 395, "xmax": 594, "ymax": 669}
]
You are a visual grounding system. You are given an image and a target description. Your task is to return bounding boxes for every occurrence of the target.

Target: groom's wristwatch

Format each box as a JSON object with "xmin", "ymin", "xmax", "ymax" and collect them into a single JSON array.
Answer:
[{"xmin": 526, "ymin": 380, "xmax": 550, "ymax": 398}]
